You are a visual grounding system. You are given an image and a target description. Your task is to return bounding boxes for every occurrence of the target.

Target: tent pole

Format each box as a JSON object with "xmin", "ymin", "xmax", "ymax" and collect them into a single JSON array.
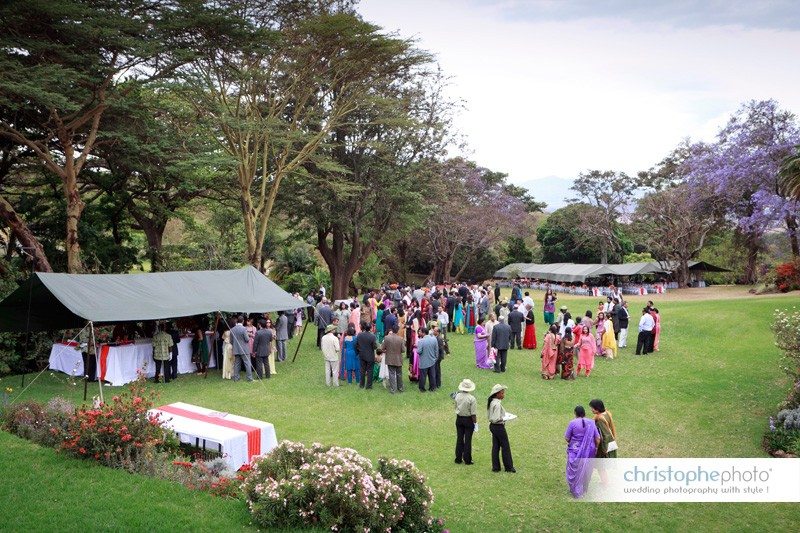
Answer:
[
  {"xmin": 291, "ymin": 320, "xmax": 309, "ymax": 363},
  {"xmin": 90, "ymin": 321, "xmax": 103, "ymax": 404},
  {"xmin": 83, "ymin": 320, "xmax": 90, "ymax": 402},
  {"xmin": 21, "ymin": 255, "xmax": 35, "ymax": 388}
]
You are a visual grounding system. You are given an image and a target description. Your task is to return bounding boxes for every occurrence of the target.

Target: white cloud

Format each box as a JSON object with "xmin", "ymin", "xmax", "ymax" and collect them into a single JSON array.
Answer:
[{"xmin": 359, "ymin": 0, "xmax": 800, "ymax": 192}]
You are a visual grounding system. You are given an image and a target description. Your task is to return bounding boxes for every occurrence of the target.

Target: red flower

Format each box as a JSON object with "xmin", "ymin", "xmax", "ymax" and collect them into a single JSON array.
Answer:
[{"xmin": 79, "ymin": 447, "xmax": 86, "ymax": 454}]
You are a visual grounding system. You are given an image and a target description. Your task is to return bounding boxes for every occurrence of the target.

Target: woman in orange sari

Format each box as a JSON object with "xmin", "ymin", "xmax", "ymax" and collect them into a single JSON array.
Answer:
[{"xmin": 541, "ymin": 324, "xmax": 559, "ymax": 379}]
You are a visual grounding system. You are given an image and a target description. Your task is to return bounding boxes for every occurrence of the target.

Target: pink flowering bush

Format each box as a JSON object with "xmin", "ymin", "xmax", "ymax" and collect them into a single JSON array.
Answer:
[{"xmin": 243, "ymin": 440, "xmax": 443, "ymax": 532}]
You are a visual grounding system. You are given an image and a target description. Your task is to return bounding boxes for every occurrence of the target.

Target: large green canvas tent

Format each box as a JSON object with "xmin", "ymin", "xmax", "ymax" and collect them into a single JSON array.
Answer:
[{"xmin": 0, "ymin": 266, "xmax": 303, "ymax": 332}]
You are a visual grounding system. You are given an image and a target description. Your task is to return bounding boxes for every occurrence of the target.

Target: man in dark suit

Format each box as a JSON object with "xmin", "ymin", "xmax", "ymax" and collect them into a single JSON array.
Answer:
[
  {"xmin": 230, "ymin": 316, "xmax": 253, "ymax": 382},
  {"xmin": 446, "ymin": 292, "xmax": 457, "ymax": 332},
  {"xmin": 457, "ymin": 283, "xmax": 469, "ymax": 304},
  {"xmin": 491, "ymin": 316, "xmax": 512, "ymax": 373},
  {"xmin": 356, "ymin": 322, "xmax": 378, "ymax": 389},
  {"xmin": 166, "ymin": 322, "xmax": 181, "ymax": 381},
  {"xmin": 431, "ymin": 324, "xmax": 447, "ymax": 389},
  {"xmin": 315, "ymin": 299, "xmax": 333, "ymax": 349},
  {"xmin": 507, "ymin": 307, "xmax": 525, "ymax": 349},
  {"xmin": 383, "ymin": 307, "xmax": 398, "ymax": 335},
  {"xmin": 380, "ymin": 325, "xmax": 405, "ymax": 393},
  {"xmin": 252, "ymin": 319, "xmax": 273, "ymax": 379},
  {"xmin": 494, "ymin": 283, "xmax": 501, "ymax": 303}
]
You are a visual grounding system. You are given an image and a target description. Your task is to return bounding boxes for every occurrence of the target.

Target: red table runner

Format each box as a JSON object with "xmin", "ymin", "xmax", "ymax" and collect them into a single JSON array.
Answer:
[
  {"xmin": 157, "ymin": 404, "xmax": 261, "ymax": 459},
  {"xmin": 99, "ymin": 344, "xmax": 110, "ymax": 381}
]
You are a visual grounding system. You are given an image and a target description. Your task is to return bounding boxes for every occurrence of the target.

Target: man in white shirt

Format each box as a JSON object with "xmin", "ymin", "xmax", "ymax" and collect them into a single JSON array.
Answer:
[
  {"xmin": 522, "ymin": 292, "xmax": 534, "ymax": 311},
  {"xmin": 636, "ymin": 308, "xmax": 655, "ymax": 355},
  {"xmin": 321, "ymin": 325, "xmax": 340, "ymax": 386}
]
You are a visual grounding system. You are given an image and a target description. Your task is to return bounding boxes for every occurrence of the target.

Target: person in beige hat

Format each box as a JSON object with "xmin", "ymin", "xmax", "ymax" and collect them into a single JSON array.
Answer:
[
  {"xmin": 487, "ymin": 384, "xmax": 515, "ymax": 472},
  {"xmin": 453, "ymin": 379, "xmax": 477, "ymax": 465}
]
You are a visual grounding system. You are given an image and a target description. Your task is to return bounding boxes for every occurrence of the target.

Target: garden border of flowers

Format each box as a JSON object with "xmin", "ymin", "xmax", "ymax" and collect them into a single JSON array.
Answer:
[
  {"xmin": 0, "ymin": 376, "xmax": 446, "ymax": 532},
  {"xmin": 763, "ymin": 307, "xmax": 800, "ymax": 458}
]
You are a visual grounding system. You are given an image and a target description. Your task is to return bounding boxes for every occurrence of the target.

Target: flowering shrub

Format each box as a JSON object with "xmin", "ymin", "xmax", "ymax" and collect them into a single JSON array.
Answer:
[
  {"xmin": 60, "ymin": 377, "xmax": 177, "ymax": 467},
  {"xmin": 378, "ymin": 457, "xmax": 439, "ymax": 532},
  {"xmin": 169, "ymin": 456, "xmax": 240, "ymax": 498},
  {"xmin": 243, "ymin": 441, "xmax": 443, "ymax": 532},
  {"xmin": 1, "ymin": 400, "xmax": 46, "ymax": 440},
  {"xmin": 775, "ymin": 260, "xmax": 800, "ymax": 292},
  {"xmin": 764, "ymin": 416, "xmax": 800, "ymax": 456},
  {"xmin": 776, "ymin": 407, "xmax": 800, "ymax": 430},
  {"xmin": 764, "ymin": 309, "xmax": 800, "ymax": 456},
  {"xmin": 1, "ymin": 396, "xmax": 76, "ymax": 448},
  {"xmin": 772, "ymin": 307, "xmax": 800, "ymax": 408}
]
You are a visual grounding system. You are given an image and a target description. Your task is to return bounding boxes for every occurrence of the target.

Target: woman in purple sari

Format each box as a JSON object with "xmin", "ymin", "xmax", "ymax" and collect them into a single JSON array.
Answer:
[
  {"xmin": 474, "ymin": 317, "xmax": 492, "ymax": 369},
  {"xmin": 564, "ymin": 405, "xmax": 601, "ymax": 498}
]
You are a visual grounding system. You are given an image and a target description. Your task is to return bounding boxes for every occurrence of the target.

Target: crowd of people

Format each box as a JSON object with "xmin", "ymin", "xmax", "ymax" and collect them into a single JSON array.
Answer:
[
  {"xmin": 71, "ymin": 279, "xmax": 646, "ymax": 497},
  {"xmin": 305, "ymin": 281, "xmax": 664, "ymax": 390}
]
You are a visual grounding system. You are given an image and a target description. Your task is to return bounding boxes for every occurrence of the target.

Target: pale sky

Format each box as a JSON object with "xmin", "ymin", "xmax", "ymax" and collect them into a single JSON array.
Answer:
[{"xmin": 359, "ymin": 0, "xmax": 800, "ymax": 208}]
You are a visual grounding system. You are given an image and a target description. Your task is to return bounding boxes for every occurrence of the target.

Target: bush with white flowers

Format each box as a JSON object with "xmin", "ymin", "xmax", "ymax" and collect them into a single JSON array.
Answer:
[
  {"xmin": 242, "ymin": 440, "xmax": 444, "ymax": 532},
  {"xmin": 772, "ymin": 307, "xmax": 800, "ymax": 408}
]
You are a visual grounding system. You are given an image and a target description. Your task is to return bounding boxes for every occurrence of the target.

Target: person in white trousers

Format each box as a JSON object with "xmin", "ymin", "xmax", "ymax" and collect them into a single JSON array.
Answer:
[{"xmin": 321, "ymin": 325, "xmax": 340, "ymax": 387}]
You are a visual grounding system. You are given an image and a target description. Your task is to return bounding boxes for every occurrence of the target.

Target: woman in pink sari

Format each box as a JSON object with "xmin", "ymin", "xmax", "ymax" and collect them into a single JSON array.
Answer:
[
  {"xmin": 349, "ymin": 302, "xmax": 361, "ymax": 334},
  {"xmin": 541, "ymin": 324, "xmax": 559, "ymax": 379},
  {"xmin": 594, "ymin": 312, "xmax": 606, "ymax": 356},
  {"xmin": 576, "ymin": 325, "xmax": 595, "ymax": 377},
  {"xmin": 651, "ymin": 308, "xmax": 661, "ymax": 351}
]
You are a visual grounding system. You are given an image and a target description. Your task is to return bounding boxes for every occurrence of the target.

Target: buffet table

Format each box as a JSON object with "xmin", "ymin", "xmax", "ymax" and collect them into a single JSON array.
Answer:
[
  {"xmin": 50, "ymin": 334, "xmax": 216, "ymax": 385},
  {"xmin": 149, "ymin": 402, "xmax": 278, "ymax": 470},
  {"xmin": 48, "ymin": 342, "xmax": 84, "ymax": 377}
]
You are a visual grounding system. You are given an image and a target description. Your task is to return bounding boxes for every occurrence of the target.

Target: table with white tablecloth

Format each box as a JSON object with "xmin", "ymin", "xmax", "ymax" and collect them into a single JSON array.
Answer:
[
  {"xmin": 149, "ymin": 402, "xmax": 278, "ymax": 470},
  {"xmin": 96, "ymin": 334, "xmax": 216, "ymax": 386},
  {"xmin": 48, "ymin": 343, "xmax": 84, "ymax": 377}
]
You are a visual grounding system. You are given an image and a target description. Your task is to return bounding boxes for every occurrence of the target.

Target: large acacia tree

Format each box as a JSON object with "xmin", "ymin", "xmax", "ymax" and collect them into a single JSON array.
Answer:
[
  {"xmin": 568, "ymin": 170, "xmax": 636, "ymax": 264},
  {"xmin": 0, "ymin": 0, "xmax": 205, "ymax": 272},
  {"xmin": 181, "ymin": 2, "xmax": 418, "ymax": 271},
  {"xmin": 286, "ymin": 63, "xmax": 451, "ymax": 298},
  {"xmin": 96, "ymin": 88, "xmax": 228, "ymax": 271}
]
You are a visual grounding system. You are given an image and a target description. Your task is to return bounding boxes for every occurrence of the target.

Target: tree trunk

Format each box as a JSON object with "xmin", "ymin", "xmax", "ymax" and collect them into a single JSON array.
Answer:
[
  {"xmin": 142, "ymin": 222, "xmax": 166, "ymax": 272},
  {"xmin": 317, "ymin": 224, "xmax": 372, "ymax": 300},
  {"xmin": 63, "ymin": 167, "xmax": 85, "ymax": 273},
  {"xmin": 442, "ymin": 255, "xmax": 455, "ymax": 284},
  {"xmin": 600, "ymin": 243, "xmax": 608, "ymax": 265},
  {"xmin": 677, "ymin": 259, "xmax": 691, "ymax": 288},
  {"xmin": 0, "ymin": 196, "xmax": 52, "ymax": 272},
  {"xmin": 786, "ymin": 215, "xmax": 800, "ymax": 257},
  {"xmin": 743, "ymin": 231, "xmax": 760, "ymax": 284},
  {"xmin": 331, "ymin": 267, "xmax": 353, "ymax": 301}
]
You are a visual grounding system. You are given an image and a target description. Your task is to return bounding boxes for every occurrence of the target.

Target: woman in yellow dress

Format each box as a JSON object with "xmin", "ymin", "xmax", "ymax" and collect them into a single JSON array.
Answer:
[
  {"xmin": 601, "ymin": 314, "xmax": 617, "ymax": 359},
  {"xmin": 221, "ymin": 317, "xmax": 234, "ymax": 379},
  {"xmin": 265, "ymin": 317, "xmax": 277, "ymax": 375}
]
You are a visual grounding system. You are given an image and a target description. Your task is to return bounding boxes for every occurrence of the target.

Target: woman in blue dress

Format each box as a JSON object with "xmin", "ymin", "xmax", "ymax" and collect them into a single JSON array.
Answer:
[
  {"xmin": 454, "ymin": 301, "xmax": 464, "ymax": 334},
  {"xmin": 342, "ymin": 323, "xmax": 360, "ymax": 384}
]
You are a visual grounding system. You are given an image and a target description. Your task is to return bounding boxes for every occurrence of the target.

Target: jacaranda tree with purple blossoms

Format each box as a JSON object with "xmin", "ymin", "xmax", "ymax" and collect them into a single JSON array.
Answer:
[
  {"xmin": 424, "ymin": 158, "xmax": 528, "ymax": 283},
  {"xmin": 685, "ymin": 100, "xmax": 800, "ymax": 283}
]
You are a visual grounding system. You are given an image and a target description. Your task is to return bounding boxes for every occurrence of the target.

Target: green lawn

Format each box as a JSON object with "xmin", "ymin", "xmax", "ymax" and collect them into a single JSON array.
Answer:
[{"xmin": 2, "ymin": 291, "xmax": 799, "ymax": 532}]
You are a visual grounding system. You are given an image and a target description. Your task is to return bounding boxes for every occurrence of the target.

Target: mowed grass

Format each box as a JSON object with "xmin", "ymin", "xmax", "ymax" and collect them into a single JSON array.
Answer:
[
  {"xmin": 2, "ymin": 290, "xmax": 799, "ymax": 532},
  {"xmin": 0, "ymin": 430, "xmax": 251, "ymax": 531}
]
